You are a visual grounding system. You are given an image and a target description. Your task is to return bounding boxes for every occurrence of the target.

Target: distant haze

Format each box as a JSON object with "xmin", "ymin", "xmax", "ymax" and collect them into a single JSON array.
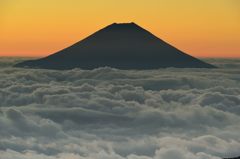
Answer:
[{"xmin": 0, "ymin": 0, "xmax": 239, "ymax": 57}]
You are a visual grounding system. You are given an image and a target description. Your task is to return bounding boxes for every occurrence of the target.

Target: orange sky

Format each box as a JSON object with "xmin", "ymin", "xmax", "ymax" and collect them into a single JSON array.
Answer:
[{"xmin": 0, "ymin": 0, "xmax": 239, "ymax": 57}]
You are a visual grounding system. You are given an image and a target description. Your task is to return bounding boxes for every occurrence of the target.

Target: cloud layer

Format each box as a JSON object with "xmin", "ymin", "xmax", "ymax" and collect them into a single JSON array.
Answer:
[{"xmin": 0, "ymin": 58, "xmax": 240, "ymax": 159}]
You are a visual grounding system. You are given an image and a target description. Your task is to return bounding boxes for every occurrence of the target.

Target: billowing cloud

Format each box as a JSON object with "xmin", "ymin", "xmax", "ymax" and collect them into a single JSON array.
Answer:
[{"xmin": 0, "ymin": 58, "xmax": 240, "ymax": 159}]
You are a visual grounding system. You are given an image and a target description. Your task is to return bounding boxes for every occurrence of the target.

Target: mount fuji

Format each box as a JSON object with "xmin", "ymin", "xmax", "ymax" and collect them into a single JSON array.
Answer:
[{"xmin": 15, "ymin": 23, "xmax": 216, "ymax": 69}]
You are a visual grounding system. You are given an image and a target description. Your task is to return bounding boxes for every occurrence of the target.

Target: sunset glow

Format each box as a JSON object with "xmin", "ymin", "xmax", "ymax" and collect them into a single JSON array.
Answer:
[{"xmin": 1, "ymin": 0, "xmax": 239, "ymax": 57}]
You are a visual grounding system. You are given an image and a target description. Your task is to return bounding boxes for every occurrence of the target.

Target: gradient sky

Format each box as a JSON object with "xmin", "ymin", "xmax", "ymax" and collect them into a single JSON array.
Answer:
[{"xmin": 0, "ymin": 0, "xmax": 239, "ymax": 57}]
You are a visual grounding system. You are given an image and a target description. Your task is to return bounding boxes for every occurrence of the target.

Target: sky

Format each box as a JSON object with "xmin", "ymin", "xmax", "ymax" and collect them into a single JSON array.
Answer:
[{"xmin": 0, "ymin": 0, "xmax": 239, "ymax": 57}]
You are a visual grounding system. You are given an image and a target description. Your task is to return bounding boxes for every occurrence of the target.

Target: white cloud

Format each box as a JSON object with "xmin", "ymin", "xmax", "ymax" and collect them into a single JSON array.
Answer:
[{"xmin": 0, "ymin": 58, "xmax": 240, "ymax": 159}]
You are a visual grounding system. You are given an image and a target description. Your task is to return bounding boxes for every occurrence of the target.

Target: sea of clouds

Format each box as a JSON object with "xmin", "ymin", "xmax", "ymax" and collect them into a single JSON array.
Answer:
[{"xmin": 0, "ymin": 57, "xmax": 239, "ymax": 159}]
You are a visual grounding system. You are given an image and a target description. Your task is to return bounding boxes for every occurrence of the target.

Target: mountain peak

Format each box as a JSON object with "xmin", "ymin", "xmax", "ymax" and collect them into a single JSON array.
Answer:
[
  {"xmin": 111, "ymin": 22, "xmax": 137, "ymax": 25},
  {"xmin": 105, "ymin": 22, "xmax": 142, "ymax": 31}
]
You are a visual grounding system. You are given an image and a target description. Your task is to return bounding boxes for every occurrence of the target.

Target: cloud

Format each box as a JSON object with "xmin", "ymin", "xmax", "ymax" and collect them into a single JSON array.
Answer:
[
  {"xmin": 0, "ymin": 57, "xmax": 34, "ymax": 68},
  {"xmin": 0, "ymin": 58, "xmax": 240, "ymax": 158}
]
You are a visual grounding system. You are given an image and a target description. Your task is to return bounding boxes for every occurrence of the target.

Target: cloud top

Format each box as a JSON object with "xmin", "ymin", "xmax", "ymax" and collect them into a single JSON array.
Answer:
[{"xmin": 0, "ymin": 58, "xmax": 240, "ymax": 159}]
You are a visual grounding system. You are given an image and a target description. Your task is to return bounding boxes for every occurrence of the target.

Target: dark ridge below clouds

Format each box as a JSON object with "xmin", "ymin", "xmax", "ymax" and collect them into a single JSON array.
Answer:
[{"xmin": 0, "ymin": 58, "xmax": 240, "ymax": 159}]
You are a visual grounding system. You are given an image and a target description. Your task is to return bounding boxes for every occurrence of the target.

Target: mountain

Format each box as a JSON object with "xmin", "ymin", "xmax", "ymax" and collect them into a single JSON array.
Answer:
[{"xmin": 15, "ymin": 22, "xmax": 216, "ymax": 69}]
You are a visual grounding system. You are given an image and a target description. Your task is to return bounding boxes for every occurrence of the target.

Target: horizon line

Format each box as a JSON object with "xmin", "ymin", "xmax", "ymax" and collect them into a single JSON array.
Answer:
[{"xmin": 0, "ymin": 55, "xmax": 240, "ymax": 59}]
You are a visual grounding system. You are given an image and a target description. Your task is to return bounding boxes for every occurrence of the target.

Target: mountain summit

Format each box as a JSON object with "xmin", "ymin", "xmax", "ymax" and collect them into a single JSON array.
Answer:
[{"xmin": 15, "ymin": 22, "xmax": 216, "ymax": 69}]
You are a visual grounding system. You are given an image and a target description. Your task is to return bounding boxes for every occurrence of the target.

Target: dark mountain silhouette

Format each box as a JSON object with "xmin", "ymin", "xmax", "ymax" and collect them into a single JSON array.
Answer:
[{"xmin": 15, "ymin": 22, "xmax": 216, "ymax": 69}]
